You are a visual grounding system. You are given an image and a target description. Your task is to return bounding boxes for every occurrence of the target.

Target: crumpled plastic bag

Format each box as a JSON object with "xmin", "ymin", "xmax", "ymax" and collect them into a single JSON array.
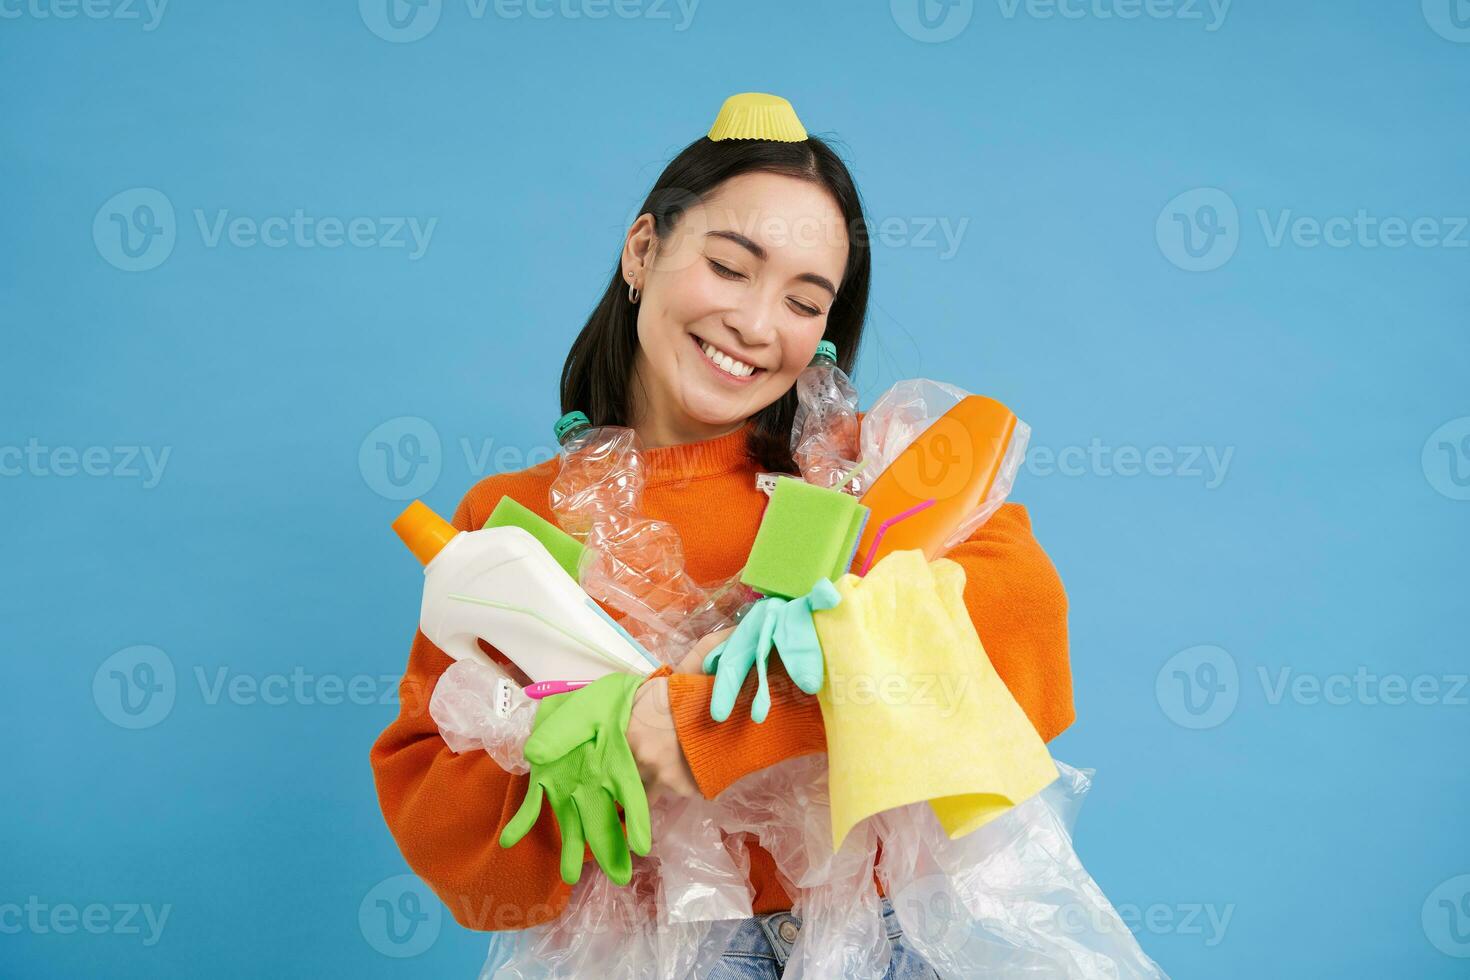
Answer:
[
  {"xmin": 460, "ymin": 745, "xmax": 1167, "ymax": 980},
  {"xmin": 430, "ymin": 659, "xmax": 537, "ymax": 774}
]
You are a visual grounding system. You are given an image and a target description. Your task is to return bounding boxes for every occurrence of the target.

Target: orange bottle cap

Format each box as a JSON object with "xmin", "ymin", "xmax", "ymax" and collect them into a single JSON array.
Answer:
[{"xmin": 393, "ymin": 500, "xmax": 459, "ymax": 566}]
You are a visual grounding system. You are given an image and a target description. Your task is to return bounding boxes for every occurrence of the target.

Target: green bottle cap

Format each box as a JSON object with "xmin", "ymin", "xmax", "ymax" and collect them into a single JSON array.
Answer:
[
  {"xmin": 812, "ymin": 340, "xmax": 837, "ymax": 364},
  {"xmin": 554, "ymin": 411, "xmax": 591, "ymax": 445}
]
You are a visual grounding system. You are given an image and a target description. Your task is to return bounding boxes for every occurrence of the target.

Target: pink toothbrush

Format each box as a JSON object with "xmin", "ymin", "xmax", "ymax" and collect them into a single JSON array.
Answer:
[{"xmin": 523, "ymin": 680, "xmax": 594, "ymax": 699}]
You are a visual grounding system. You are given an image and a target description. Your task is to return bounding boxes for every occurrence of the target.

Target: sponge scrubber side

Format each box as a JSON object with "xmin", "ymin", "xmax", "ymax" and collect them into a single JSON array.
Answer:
[{"xmin": 739, "ymin": 477, "xmax": 869, "ymax": 599}]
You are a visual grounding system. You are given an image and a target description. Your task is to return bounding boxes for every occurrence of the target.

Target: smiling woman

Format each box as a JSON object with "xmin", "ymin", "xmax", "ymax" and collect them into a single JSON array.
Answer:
[
  {"xmin": 559, "ymin": 126, "xmax": 872, "ymax": 470},
  {"xmin": 371, "ymin": 93, "xmax": 1073, "ymax": 980}
]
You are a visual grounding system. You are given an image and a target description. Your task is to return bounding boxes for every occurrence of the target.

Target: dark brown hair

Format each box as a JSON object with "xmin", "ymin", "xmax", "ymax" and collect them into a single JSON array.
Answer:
[{"xmin": 559, "ymin": 134, "xmax": 871, "ymax": 473}]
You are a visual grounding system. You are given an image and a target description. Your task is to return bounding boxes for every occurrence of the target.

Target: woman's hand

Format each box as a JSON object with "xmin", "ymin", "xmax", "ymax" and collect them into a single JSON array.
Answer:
[
  {"xmin": 627, "ymin": 627, "xmax": 734, "ymax": 802},
  {"xmin": 675, "ymin": 626, "xmax": 733, "ymax": 675},
  {"xmin": 627, "ymin": 675, "xmax": 700, "ymax": 802}
]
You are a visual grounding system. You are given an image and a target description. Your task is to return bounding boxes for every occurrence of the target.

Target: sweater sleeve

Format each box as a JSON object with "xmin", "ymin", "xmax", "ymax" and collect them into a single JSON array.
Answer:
[
  {"xmin": 668, "ymin": 663, "xmax": 828, "ymax": 801},
  {"xmin": 369, "ymin": 492, "xmax": 574, "ymax": 932},
  {"xmin": 943, "ymin": 502, "xmax": 1075, "ymax": 742},
  {"xmin": 667, "ymin": 501, "xmax": 1074, "ymax": 799}
]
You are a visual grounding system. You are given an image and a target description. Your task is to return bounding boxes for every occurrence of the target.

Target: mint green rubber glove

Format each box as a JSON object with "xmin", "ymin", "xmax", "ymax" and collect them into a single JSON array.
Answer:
[
  {"xmin": 499, "ymin": 672, "xmax": 650, "ymax": 886},
  {"xmin": 705, "ymin": 596, "xmax": 785, "ymax": 723},
  {"xmin": 773, "ymin": 578, "xmax": 841, "ymax": 696},
  {"xmin": 704, "ymin": 582, "xmax": 842, "ymax": 722}
]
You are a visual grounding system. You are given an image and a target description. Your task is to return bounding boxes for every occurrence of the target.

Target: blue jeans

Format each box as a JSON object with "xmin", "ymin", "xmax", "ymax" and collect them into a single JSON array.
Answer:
[{"xmin": 707, "ymin": 897, "xmax": 939, "ymax": 979}]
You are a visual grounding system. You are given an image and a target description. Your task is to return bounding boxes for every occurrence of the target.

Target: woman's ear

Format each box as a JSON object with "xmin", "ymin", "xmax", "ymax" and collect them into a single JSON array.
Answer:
[{"xmin": 622, "ymin": 213, "xmax": 657, "ymax": 288}]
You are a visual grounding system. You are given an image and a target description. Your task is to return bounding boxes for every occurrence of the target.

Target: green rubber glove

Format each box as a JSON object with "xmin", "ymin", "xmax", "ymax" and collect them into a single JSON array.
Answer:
[
  {"xmin": 704, "ymin": 596, "xmax": 784, "ymax": 723},
  {"xmin": 773, "ymin": 577, "xmax": 841, "ymax": 696},
  {"xmin": 498, "ymin": 672, "xmax": 650, "ymax": 886},
  {"xmin": 704, "ymin": 582, "xmax": 842, "ymax": 723}
]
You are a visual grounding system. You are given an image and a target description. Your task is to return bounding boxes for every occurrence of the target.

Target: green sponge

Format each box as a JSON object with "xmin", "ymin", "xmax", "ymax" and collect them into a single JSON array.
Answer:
[
  {"xmin": 484, "ymin": 495, "xmax": 585, "ymax": 580},
  {"xmin": 740, "ymin": 476, "xmax": 869, "ymax": 599}
]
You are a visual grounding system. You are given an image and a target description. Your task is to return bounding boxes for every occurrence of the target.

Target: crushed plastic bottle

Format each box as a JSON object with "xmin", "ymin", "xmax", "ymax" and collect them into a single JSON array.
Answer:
[
  {"xmin": 790, "ymin": 340, "xmax": 865, "ymax": 495},
  {"xmin": 548, "ymin": 411, "xmax": 742, "ymax": 662}
]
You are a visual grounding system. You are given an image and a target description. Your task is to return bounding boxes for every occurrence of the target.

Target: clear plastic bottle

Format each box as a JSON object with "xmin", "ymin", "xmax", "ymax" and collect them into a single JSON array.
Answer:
[
  {"xmin": 790, "ymin": 340, "xmax": 865, "ymax": 495},
  {"xmin": 549, "ymin": 412, "xmax": 716, "ymax": 659}
]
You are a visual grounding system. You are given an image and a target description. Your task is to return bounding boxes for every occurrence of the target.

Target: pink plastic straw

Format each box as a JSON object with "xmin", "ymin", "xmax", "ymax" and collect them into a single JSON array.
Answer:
[
  {"xmin": 856, "ymin": 499, "xmax": 936, "ymax": 576},
  {"xmin": 523, "ymin": 680, "xmax": 593, "ymax": 699}
]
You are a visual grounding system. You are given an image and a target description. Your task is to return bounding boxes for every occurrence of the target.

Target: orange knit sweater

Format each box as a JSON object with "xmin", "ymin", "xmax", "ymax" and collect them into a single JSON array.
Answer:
[{"xmin": 370, "ymin": 423, "xmax": 1075, "ymax": 931}]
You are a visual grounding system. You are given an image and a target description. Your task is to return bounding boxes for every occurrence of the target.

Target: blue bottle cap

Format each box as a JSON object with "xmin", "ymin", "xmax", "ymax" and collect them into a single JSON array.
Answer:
[
  {"xmin": 811, "ymin": 340, "xmax": 837, "ymax": 364},
  {"xmin": 553, "ymin": 411, "xmax": 591, "ymax": 444}
]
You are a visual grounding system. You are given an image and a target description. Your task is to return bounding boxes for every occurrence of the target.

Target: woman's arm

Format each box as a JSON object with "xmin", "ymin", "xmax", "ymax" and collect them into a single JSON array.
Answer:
[
  {"xmin": 666, "ymin": 501, "xmax": 1074, "ymax": 800},
  {"xmin": 942, "ymin": 501, "xmax": 1076, "ymax": 742},
  {"xmin": 369, "ymin": 495, "xmax": 574, "ymax": 932}
]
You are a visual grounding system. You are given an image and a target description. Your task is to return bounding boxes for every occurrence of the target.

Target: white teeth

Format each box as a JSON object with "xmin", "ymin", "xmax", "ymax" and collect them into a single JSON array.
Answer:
[{"xmin": 700, "ymin": 340, "xmax": 755, "ymax": 378}]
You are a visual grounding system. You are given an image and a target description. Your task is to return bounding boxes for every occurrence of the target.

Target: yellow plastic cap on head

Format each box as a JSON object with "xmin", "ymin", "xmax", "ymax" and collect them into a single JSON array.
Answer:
[
  {"xmin": 707, "ymin": 93, "xmax": 808, "ymax": 143},
  {"xmin": 393, "ymin": 500, "xmax": 459, "ymax": 566}
]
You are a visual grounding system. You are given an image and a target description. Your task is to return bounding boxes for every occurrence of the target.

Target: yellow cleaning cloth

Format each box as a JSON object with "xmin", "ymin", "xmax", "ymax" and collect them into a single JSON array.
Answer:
[{"xmin": 813, "ymin": 550, "xmax": 1059, "ymax": 851}]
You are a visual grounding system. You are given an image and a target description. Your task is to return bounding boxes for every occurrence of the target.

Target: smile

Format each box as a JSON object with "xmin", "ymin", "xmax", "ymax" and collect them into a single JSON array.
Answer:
[{"xmin": 693, "ymin": 336, "xmax": 762, "ymax": 382}]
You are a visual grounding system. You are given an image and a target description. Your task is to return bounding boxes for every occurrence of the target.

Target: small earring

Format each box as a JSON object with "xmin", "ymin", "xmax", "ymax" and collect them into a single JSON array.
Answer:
[{"xmin": 628, "ymin": 279, "xmax": 641, "ymax": 304}]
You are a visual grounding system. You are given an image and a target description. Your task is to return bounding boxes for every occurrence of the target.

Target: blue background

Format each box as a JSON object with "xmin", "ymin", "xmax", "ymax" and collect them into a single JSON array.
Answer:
[{"xmin": 3, "ymin": 0, "xmax": 1468, "ymax": 976}]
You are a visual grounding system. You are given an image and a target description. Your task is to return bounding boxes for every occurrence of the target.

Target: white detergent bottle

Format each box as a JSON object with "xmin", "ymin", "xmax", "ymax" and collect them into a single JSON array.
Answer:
[{"xmin": 392, "ymin": 500, "xmax": 656, "ymax": 683}]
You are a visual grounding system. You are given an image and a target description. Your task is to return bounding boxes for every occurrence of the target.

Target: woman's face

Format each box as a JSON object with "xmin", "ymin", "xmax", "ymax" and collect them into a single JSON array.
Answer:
[{"xmin": 624, "ymin": 171, "xmax": 850, "ymax": 444}]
